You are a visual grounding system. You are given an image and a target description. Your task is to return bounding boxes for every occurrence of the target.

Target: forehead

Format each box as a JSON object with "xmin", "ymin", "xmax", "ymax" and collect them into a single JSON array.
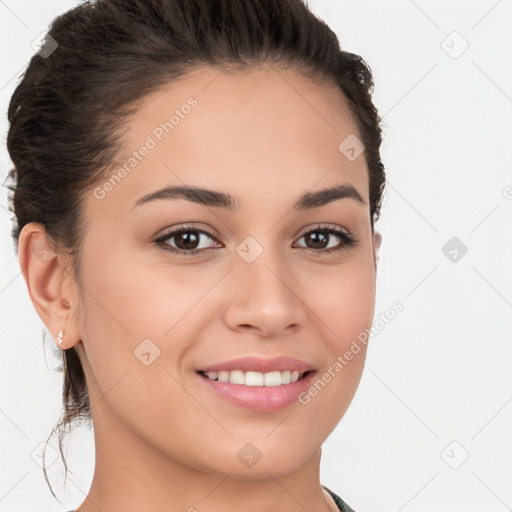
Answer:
[{"xmin": 86, "ymin": 65, "xmax": 369, "ymax": 215}]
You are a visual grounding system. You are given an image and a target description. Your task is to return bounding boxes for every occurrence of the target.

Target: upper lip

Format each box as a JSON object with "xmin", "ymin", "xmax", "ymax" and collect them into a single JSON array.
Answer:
[{"xmin": 198, "ymin": 356, "xmax": 315, "ymax": 373}]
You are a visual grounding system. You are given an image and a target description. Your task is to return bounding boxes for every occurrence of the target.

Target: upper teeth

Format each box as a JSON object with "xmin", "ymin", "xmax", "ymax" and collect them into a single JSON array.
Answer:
[{"xmin": 204, "ymin": 370, "xmax": 305, "ymax": 386}]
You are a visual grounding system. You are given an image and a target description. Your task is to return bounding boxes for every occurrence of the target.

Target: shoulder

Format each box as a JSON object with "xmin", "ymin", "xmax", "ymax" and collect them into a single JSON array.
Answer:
[{"xmin": 322, "ymin": 485, "xmax": 357, "ymax": 512}]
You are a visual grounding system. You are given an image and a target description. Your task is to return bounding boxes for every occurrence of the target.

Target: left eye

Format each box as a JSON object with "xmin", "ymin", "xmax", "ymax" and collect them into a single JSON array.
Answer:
[{"xmin": 294, "ymin": 227, "xmax": 356, "ymax": 253}]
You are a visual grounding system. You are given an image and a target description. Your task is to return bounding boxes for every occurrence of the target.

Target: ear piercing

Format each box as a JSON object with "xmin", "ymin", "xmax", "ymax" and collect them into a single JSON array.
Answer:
[{"xmin": 57, "ymin": 329, "xmax": 64, "ymax": 345}]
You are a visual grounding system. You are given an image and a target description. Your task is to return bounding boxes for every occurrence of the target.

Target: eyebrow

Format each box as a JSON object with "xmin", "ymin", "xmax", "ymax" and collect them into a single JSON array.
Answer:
[{"xmin": 130, "ymin": 183, "xmax": 366, "ymax": 211}]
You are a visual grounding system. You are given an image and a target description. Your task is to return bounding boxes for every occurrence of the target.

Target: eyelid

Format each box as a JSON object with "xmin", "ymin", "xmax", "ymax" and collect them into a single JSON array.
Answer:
[
  {"xmin": 154, "ymin": 224, "xmax": 221, "ymax": 252},
  {"xmin": 293, "ymin": 223, "xmax": 357, "ymax": 252},
  {"xmin": 156, "ymin": 223, "xmax": 220, "ymax": 241},
  {"xmin": 154, "ymin": 222, "xmax": 357, "ymax": 256},
  {"xmin": 296, "ymin": 222, "xmax": 350, "ymax": 238}
]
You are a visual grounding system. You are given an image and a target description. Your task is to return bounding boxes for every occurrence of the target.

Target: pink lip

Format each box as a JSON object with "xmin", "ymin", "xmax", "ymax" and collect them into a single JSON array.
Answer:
[
  {"xmin": 197, "ymin": 370, "xmax": 317, "ymax": 412},
  {"xmin": 198, "ymin": 356, "xmax": 314, "ymax": 373}
]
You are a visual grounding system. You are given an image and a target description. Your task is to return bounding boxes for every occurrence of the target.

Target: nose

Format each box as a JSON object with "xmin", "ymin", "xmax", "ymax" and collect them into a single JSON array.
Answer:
[{"xmin": 223, "ymin": 249, "xmax": 308, "ymax": 338}]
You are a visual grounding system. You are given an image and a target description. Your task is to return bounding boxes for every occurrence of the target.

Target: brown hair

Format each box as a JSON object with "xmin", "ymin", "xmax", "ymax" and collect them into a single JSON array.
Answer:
[{"xmin": 5, "ymin": 0, "xmax": 386, "ymax": 498}]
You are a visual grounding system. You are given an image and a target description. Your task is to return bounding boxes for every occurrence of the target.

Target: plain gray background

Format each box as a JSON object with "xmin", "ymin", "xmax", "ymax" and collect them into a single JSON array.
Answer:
[{"xmin": 1, "ymin": 1, "xmax": 511, "ymax": 511}]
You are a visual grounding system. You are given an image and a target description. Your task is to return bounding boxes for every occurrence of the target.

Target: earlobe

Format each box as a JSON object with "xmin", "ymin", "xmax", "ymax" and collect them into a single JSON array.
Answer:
[{"xmin": 17, "ymin": 222, "xmax": 80, "ymax": 350}]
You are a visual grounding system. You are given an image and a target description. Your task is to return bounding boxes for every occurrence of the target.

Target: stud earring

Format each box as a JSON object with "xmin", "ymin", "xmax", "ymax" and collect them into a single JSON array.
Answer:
[{"xmin": 57, "ymin": 329, "xmax": 64, "ymax": 345}]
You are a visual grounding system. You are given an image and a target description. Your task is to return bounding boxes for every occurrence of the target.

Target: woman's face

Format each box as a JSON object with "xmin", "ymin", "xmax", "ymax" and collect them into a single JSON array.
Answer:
[{"xmin": 70, "ymin": 65, "xmax": 380, "ymax": 478}]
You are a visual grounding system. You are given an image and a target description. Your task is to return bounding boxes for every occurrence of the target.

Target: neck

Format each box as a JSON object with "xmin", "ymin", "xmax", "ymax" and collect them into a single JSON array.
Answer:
[{"xmin": 74, "ymin": 410, "xmax": 336, "ymax": 512}]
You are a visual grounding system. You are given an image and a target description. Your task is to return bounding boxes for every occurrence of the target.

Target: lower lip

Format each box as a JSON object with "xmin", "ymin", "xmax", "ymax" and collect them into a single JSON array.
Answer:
[{"xmin": 196, "ymin": 371, "xmax": 317, "ymax": 412}]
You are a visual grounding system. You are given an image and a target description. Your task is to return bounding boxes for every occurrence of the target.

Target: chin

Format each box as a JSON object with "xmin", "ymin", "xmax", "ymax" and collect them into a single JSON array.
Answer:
[{"xmin": 209, "ymin": 441, "xmax": 314, "ymax": 479}]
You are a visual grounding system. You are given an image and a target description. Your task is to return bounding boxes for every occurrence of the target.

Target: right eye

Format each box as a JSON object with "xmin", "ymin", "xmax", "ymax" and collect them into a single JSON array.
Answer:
[{"xmin": 154, "ymin": 225, "xmax": 222, "ymax": 256}]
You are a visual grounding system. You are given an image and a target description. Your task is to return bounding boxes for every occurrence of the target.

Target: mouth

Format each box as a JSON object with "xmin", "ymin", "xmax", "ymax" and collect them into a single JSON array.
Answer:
[
  {"xmin": 197, "ymin": 369, "xmax": 314, "ymax": 387},
  {"xmin": 196, "ymin": 368, "xmax": 317, "ymax": 412}
]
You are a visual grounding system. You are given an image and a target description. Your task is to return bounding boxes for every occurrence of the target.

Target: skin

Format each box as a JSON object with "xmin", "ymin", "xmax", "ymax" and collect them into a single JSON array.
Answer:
[{"xmin": 19, "ymin": 64, "xmax": 382, "ymax": 512}]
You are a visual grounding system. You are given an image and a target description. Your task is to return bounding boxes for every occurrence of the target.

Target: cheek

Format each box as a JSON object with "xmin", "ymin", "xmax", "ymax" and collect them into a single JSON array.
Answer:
[
  {"xmin": 79, "ymin": 241, "xmax": 202, "ymax": 339},
  {"xmin": 76, "ymin": 244, "xmax": 219, "ymax": 399},
  {"xmin": 302, "ymin": 257, "xmax": 376, "ymax": 349},
  {"xmin": 291, "ymin": 266, "xmax": 374, "ymax": 444},
  {"xmin": 76, "ymin": 252, "xmax": 204, "ymax": 447}
]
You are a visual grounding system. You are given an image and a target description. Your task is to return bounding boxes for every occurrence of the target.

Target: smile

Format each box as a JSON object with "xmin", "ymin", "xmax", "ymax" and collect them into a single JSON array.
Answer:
[
  {"xmin": 196, "ymin": 369, "xmax": 317, "ymax": 412},
  {"xmin": 198, "ymin": 369, "xmax": 310, "ymax": 387}
]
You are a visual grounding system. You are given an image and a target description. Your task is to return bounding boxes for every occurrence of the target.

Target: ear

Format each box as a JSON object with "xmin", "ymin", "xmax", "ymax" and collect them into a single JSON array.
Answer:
[
  {"xmin": 17, "ymin": 222, "xmax": 82, "ymax": 351},
  {"xmin": 373, "ymin": 230, "xmax": 382, "ymax": 271}
]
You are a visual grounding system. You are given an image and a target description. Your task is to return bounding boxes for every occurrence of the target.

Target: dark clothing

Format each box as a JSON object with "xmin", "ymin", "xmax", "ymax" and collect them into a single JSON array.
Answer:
[
  {"xmin": 323, "ymin": 484, "xmax": 356, "ymax": 511},
  {"xmin": 64, "ymin": 486, "xmax": 356, "ymax": 512}
]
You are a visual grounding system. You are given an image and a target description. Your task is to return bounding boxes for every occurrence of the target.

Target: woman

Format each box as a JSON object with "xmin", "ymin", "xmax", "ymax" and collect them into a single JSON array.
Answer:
[{"xmin": 7, "ymin": 0, "xmax": 386, "ymax": 510}]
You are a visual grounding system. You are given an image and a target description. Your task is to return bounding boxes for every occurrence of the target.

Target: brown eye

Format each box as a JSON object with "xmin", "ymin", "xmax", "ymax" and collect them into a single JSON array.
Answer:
[
  {"xmin": 173, "ymin": 231, "xmax": 201, "ymax": 250},
  {"xmin": 303, "ymin": 231, "xmax": 330, "ymax": 249},
  {"xmin": 155, "ymin": 226, "xmax": 220, "ymax": 255},
  {"xmin": 295, "ymin": 227, "xmax": 356, "ymax": 253},
  {"xmin": 154, "ymin": 224, "xmax": 357, "ymax": 257}
]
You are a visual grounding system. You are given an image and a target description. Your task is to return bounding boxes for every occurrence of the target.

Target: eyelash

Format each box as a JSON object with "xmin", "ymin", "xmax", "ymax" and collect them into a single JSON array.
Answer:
[{"xmin": 154, "ymin": 224, "xmax": 357, "ymax": 256}]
